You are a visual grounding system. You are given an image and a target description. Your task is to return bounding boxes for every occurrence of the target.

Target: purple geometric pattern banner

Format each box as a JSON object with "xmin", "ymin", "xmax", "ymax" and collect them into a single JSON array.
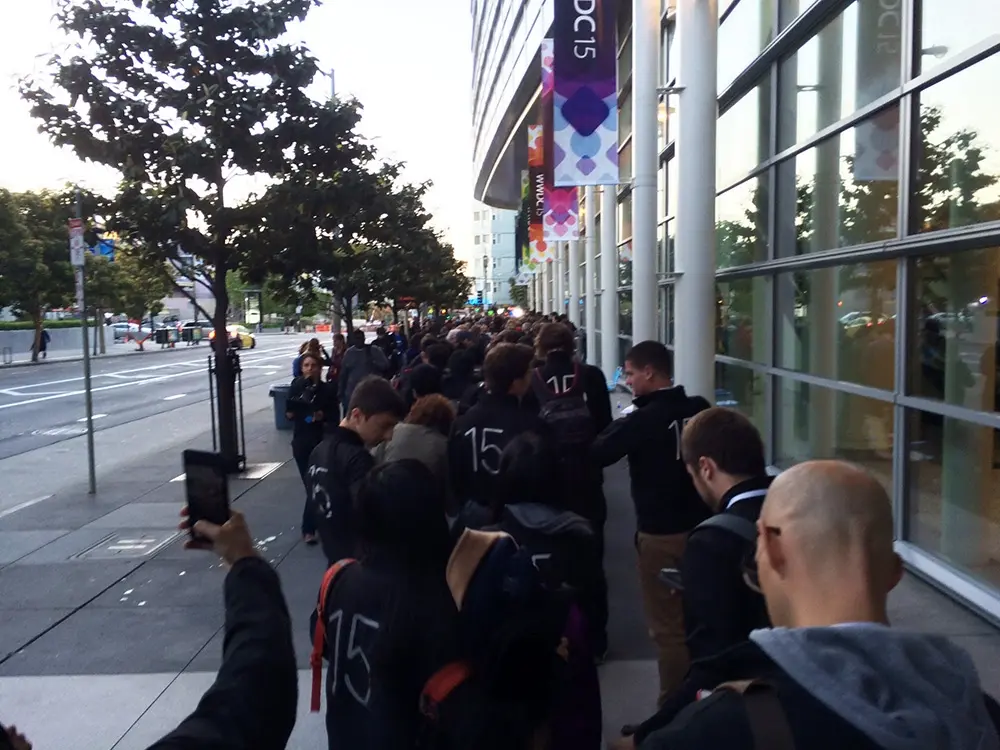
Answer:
[
  {"xmin": 552, "ymin": 0, "xmax": 618, "ymax": 187},
  {"xmin": 541, "ymin": 38, "xmax": 580, "ymax": 241}
]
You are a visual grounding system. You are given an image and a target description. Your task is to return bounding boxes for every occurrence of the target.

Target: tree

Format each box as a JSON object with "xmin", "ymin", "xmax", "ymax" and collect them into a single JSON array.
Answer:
[
  {"xmin": 115, "ymin": 246, "xmax": 174, "ymax": 322},
  {"xmin": 0, "ymin": 190, "xmax": 79, "ymax": 360},
  {"xmin": 509, "ymin": 277, "xmax": 528, "ymax": 309},
  {"xmin": 23, "ymin": 0, "xmax": 370, "ymax": 464}
]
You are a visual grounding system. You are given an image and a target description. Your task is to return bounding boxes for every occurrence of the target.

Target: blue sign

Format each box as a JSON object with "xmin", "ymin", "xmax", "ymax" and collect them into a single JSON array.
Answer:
[{"xmin": 88, "ymin": 238, "xmax": 115, "ymax": 261}]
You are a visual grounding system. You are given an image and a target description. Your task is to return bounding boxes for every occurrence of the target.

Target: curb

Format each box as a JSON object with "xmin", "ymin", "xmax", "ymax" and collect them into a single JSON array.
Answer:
[{"xmin": 0, "ymin": 343, "xmax": 211, "ymax": 369}]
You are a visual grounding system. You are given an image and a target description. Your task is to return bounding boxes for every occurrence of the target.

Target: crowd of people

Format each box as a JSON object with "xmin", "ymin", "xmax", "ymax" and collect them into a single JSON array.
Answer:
[{"xmin": 7, "ymin": 312, "xmax": 1000, "ymax": 750}]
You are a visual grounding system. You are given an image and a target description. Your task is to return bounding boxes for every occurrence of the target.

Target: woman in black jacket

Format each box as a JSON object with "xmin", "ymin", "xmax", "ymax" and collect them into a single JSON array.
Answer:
[{"xmin": 285, "ymin": 351, "xmax": 335, "ymax": 544}]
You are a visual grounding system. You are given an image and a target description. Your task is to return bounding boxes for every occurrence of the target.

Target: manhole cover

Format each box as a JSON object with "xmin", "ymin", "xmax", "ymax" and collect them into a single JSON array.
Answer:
[{"xmin": 73, "ymin": 530, "xmax": 181, "ymax": 560}]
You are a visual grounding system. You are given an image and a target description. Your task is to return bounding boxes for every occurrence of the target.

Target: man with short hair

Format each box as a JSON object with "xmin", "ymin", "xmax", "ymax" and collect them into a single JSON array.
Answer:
[
  {"xmin": 310, "ymin": 375, "xmax": 406, "ymax": 565},
  {"xmin": 592, "ymin": 341, "xmax": 710, "ymax": 702},
  {"xmin": 637, "ymin": 461, "xmax": 1000, "ymax": 750},
  {"xmin": 449, "ymin": 343, "xmax": 546, "ymax": 526},
  {"xmin": 618, "ymin": 407, "xmax": 773, "ymax": 747},
  {"xmin": 338, "ymin": 328, "xmax": 389, "ymax": 413}
]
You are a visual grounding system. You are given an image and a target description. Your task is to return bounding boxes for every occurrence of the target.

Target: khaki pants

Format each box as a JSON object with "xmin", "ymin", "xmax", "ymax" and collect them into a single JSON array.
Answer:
[{"xmin": 636, "ymin": 531, "xmax": 690, "ymax": 705}]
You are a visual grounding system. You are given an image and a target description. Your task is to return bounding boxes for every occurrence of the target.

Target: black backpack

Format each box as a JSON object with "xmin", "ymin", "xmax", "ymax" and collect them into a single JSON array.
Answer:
[{"xmin": 531, "ymin": 363, "xmax": 596, "ymax": 451}]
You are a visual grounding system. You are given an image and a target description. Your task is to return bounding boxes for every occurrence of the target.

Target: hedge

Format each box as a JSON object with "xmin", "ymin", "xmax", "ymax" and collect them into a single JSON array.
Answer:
[{"xmin": 0, "ymin": 320, "xmax": 96, "ymax": 331}]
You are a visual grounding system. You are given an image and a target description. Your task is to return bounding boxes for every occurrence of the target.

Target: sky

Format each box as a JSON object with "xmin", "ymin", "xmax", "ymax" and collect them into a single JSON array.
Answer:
[{"xmin": 0, "ymin": 0, "xmax": 475, "ymax": 264}]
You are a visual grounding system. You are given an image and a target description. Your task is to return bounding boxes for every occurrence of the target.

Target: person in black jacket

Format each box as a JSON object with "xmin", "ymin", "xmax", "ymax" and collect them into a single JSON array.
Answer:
[
  {"xmin": 616, "ymin": 407, "xmax": 773, "ymax": 748},
  {"xmin": 635, "ymin": 460, "xmax": 1000, "ymax": 750},
  {"xmin": 286, "ymin": 351, "xmax": 337, "ymax": 545},
  {"xmin": 591, "ymin": 341, "xmax": 710, "ymax": 704},
  {"xmin": 449, "ymin": 343, "xmax": 546, "ymax": 530},
  {"xmin": 533, "ymin": 321, "xmax": 612, "ymax": 657},
  {"xmin": 314, "ymin": 460, "xmax": 460, "ymax": 750},
  {"xmin": 309, "ymin": 376, "xmax": 406, "ymax": 566}
]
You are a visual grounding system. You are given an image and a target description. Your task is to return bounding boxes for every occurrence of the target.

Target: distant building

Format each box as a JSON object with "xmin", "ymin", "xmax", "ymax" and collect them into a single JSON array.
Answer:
[{"xmin": 472, "ymin": 203, "xmax": 517, "ymax": 305}]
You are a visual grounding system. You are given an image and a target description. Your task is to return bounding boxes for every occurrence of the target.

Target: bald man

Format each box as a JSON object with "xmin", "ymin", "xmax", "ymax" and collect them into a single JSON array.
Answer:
[{"xmin": 637, "ymin": 460, "xmax": 1000, "ymax": 750}]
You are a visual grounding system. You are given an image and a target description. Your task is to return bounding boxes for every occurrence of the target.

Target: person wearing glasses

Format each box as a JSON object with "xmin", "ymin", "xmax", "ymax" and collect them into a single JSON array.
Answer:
[{"xmin": 613, "ymin": 407, "xmax": 773, "ymax": 748}]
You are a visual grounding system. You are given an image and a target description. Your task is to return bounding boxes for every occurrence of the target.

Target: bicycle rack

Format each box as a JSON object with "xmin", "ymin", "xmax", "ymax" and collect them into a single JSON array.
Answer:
[{"xmin": 207, "ymin": 349, "xmax": 247, "ymax": 473}]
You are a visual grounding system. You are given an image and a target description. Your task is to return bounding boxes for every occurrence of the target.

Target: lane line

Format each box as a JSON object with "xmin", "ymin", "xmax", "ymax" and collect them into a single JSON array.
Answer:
[
  {"xmin": 0, "ymin": 350, "xmax": 296, "ymax": 412},
  {"xmin": 77, "ymin": 414, "xmax": 108, "ymax": 422},
  {"xmin": 0, "ymin": 494, "xmax": 53, "ymax": 519},
  {"xmin": 163, "ymin": 394, "xmax": 187, "ymax": 401}
]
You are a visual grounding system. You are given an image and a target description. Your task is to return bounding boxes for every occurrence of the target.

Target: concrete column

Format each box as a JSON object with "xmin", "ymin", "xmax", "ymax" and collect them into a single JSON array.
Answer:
[
  {"xmin": 601, "ymin": 186, "xmax": 619, "ymax": 378},
  {"xmin": 585, "ymin": 186, "xmax": 598, "ymax": 365},
  {"xmin": 544, "ymin": 260, "xmax": 553, "ymax": 313},
  {"xmin": 673, "ymin": 0, "xmax": 718, "ymax": 400},
  {"xmin": 555, "ymin": 243, "xmax": 566, "ymax": 316},
  {"xmin": 568, "ymin": 240, "xmax": 581, "ymax": 326},
  {"xmin": 527, "ymin": 273, "xmax": 535, "ymax": 312},
  {"xmin": 631, "ymin": 0, "xmax": 660, "ymax": 343}
]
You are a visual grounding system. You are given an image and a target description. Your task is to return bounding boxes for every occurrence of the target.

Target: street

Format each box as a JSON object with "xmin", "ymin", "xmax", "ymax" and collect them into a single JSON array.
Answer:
[{"xmin": 0, "ymin": 334, "xmax": 302, "ymax": 460}]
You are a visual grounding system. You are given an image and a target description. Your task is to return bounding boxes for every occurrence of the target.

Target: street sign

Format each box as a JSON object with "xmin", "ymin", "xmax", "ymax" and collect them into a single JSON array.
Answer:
[
  {"xmin": 295, "ymin": 304, "xmax": 303, "ymax": 314},
  {"xmin": 69, "ymin": 218, "xmax": 85, "ymax": 267},
  {"xmin": 74, "ymin": 268, "xmax": 85, "ymax": 312}
]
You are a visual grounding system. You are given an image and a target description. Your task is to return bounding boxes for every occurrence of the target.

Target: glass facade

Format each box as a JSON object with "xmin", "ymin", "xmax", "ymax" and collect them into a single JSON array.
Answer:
[{"xmin": 632, "ymin": 0, "xmax": 1000, "ymax": 616}]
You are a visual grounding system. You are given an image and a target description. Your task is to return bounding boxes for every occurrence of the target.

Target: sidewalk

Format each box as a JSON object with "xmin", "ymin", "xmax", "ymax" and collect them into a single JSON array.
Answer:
[{"xmin": 0, "ymin": 418, "xmax": 998, "ymax": 748}]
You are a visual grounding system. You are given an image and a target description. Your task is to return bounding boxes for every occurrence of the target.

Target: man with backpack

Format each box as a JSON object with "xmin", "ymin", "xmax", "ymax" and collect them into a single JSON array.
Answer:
[
  {"xmin": 634, "ymin": 461, "xmax": 1000, "ymax": 750},
  {"xmin": 616, "ymin": 407, "xmax": 773, "ymax": 747},
  {"xmin": 533, "ymin": 322, "xmax": 611, "ymax": 657},
  {"xmin": 339, "ymin": 329, "xmax": 390, "ymax": 414},
  {"xmin": 592, "ymin": 341, "xmax": 710, "ymax": 703}
]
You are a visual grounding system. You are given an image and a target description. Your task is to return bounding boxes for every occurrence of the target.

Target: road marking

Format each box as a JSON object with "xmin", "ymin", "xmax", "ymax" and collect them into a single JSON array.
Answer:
[
  {"xmin": 0, "ymin": 494, "xmax": 53, "ymax": 519},
  {"xmin": 77, "ymin": 414, "xmax": 107, "ymax": 422},
  {"xmin": 0, "ymin": 350, "xmax": 297, "ymax": 412},
  {"xmin": 163, "ymin": 394, "xmax": 187, "ymax": 401}
]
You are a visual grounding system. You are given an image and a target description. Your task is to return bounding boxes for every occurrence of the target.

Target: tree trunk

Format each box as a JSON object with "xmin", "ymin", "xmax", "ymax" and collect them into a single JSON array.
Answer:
[
  {"xmin": 31, "ymin": 311, "xmax": 41, "ymax": 363},
  {"xmin": 98, "ymin": 308, "xmax": 106, "ymax": 354},
  {"xmin": 343, "ymin": 297, "xmax": 354, "ymax": 335},
  {"xmin": 211, "ymin": 265, "xmax": 240, "ymax": 470},
  {"xmin": 392, "ymin": 304, "xmax": 399, "ymax": 324}
]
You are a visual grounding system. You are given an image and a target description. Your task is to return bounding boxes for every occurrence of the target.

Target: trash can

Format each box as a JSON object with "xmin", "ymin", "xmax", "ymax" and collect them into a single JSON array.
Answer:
[{"xmin": 269, "ymin": 383, "xmax": 293, "ymax": 431}]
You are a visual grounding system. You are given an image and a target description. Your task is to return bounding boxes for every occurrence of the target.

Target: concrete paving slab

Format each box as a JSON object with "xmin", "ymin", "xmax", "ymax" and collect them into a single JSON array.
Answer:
[
  {"xmin": 91, "ymin": 559, "xmax": 228, "ymax": 612},
  {"xmin": 0, "ymin": 530, "xmax": 70, "ymax": 565},
  {"xmin": 599, "ymin": 659, "xmax": 660, "ymax": 742},
  {"xmin": 0, "ymin": 606, "xmax": 222, "ymax": 676},
  {"xmin": 0, "ymin": 608, "xmax": 74, "ymax": 660},
  {"xmin": 0, "ymin": 560, "xmax": 140, "ymax": 609},
  {"xmin": 889, "ymin": 575, "xmax": 998, "ymax": 636},
  {"xmin": 83, "ymin": 502, "xmax": 185, "ymax": 530},
  {"xmin": 0, "ymin": 494, "xmax": 133, "ymax": 531},
  {"xmin": 111, "ymin": 672, "xmax": 217, "ymax": 750},
  {"xmin": 14, "ymin": 527, "xmax": 133, "ymax": 564},
  {"xmin": 0, "ymin": 673, "xmax": 176, "ymax": 750}
]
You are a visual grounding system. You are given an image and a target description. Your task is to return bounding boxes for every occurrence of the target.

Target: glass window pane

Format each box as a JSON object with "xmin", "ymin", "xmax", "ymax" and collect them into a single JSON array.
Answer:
[
  {"xmin": 715, "ymin": 362, "xmax": 767, "ymax": 433},
  {"xmin": 660, "ymin": 284, "xmax": 675, "ymax": 345},
  {"xmin": 917, "ymin": 0, "xmax": 1000, "ymax": 74},
  {"xmin": 619, "ymin": 289, "xmax": 633, "ymax": 337},
  {"xmin": 618, "ymin": 192, "xmax": 633, "ymax": 242},
  {"xmin": 618, "ymin": 242, "xmax": 633, "ymax": 287},
  {"xmin": 658, "ymin": 162, "xmax": 666, "ymax": 222},
  {"xmin": 718, "ymin": 73, "xmax": 773, "ymax": 188},
  {"xmin": 718, "ymin": 0, "xmax": 776, "ymax": 91},
  {"xmin": 716, "ymin": 174, "xmax": 769, "ymax": 268},
  {"xmin": 717, "ymin": 276, "xmax": 770, "ymax": 363},
  {"xmin": 620, "ymin": 139, "xmax": 633, "ymax": 185},
  {"xmin": 907, "ymin": 411, "xmax": 1000, "ymax": 590},
  {"xmin": 775, "ymin": 105, "xmax": 901, "ymax": 257},
  {"xmin": 911, "ymin": 248, "xmax": 999, "ymax": 412},
  {"xmin": 777, "ymin": 0, "xmax": 809, "ymax": 31},
  {"xmin": 913, "ymin": 52, "xmax": 1000, "ymax": 234},
  {"xmin": 594, "ymin": 292, "xmax": 602, "ymax": 333},
  {"xmin": 777, "ymin": 2, "xmax": 903, "ymax": 151},
  {"xmin": 776, "ymin": 261, "xmax": 898, "ymax": 389},
  {"xmin": 620, "ymin": 92, "xmax": 633, "ymax": 143},
  {"xmin": 618, "ymin": 33, "xmax": 633, "ymax": 86},
  {"xmin": 775, "ymin": 377, "xmax": 894, "ymax": 495},
  {"xmin": 619, "ymin": 335, "xmax": 633, "ymax": 368}
]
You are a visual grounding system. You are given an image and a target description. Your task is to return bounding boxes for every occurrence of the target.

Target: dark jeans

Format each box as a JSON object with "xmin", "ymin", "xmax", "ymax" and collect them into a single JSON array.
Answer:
[
  {"xmin": 589, "ymin": 513, "xmax": 609, "ymax": 656},
  {"xmin": 292, "ymin": 438, "xmax": 320, "ymax": 536}
]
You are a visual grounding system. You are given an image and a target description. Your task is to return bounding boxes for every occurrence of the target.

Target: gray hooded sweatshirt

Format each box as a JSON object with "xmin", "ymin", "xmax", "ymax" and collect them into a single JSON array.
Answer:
[{"xmin": 751, "ymin": 623, "xmax": 1000, "ymax": 750}]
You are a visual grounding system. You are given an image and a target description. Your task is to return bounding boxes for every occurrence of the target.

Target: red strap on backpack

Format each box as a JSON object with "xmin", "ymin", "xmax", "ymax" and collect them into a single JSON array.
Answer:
[
  {"xmin": 310, "ymin": 558, "xmax": 356, "ymax": 712},
  {"xmin": 419, "ymin": 660, "xmax": 473, "ymax": 720}
]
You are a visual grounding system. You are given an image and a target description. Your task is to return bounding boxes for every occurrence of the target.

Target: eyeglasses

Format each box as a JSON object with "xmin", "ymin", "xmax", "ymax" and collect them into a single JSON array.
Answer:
[{"xmin": 741, "ymin": 525, "xmax": 781, "ymax": 594}]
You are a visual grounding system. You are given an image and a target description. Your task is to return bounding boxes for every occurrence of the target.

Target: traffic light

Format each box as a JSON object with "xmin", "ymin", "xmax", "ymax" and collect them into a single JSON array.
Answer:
[{"xmin": 476, "ymin": 290, "xmax": 483, "ymax": 306}]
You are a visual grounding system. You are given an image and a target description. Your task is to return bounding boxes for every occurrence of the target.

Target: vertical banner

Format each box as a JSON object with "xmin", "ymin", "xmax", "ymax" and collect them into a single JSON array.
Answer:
[
  {"xmin": 519, "ymin": 169, "xmax": 535, "ymax": 272},
  {"xmin": 541, "ymin": 38, "xmax": 581, "ymax": 241},
  {"xmin": 854, "ymin": 0, "xmax": 901, "ymax": 182},
  {"xmin": 552, "ymin": 0, "xmax": 619, "ymax": 186},
  {"xmin": 528, "ymin": 124, "xmax": 550, "ymax": 264}
]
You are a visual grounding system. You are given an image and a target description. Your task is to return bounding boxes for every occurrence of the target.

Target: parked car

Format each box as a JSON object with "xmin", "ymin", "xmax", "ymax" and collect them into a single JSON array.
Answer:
[{"xmin": 209, "ymin": 324, "xmax": 256, "ymax": 349}]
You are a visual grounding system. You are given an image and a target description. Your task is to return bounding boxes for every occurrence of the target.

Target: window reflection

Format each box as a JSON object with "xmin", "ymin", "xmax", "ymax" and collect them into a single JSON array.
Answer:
[
  {"xmin": 618, "ymin": 192, "xmax": 633, "ymax": 241},
  {"xmin": 913, "ymin": 52, "xmax": 1000, "ymax": 233},
  {"xmin": 718, "ymin": 0, "xmax": 776, "ymax": 91},
  {"xmin": 776, "ymin": 261, "xmax": 897, "ymax": 389},
  {"xmin": 775, "ymin": 377, "xmax": 894, "ymax": 495},
  {"xmin": 911, "ymin": 248, "xmax": 1000, "ymax": 413},
  {"xmin": 777, "ymin": 1, "xmax": 903, "ymax": 151},
  {"xmin": 716, "ymin": 175, "xmax": 769, "ymax": 268},
  {"xmin": 659, "ymin": 284, "xmax": 675, "ymax": 344},
  {"xmin": 620, "ymin": 139, "xmax": 633, "ymax": 185},
  {"xmin": 715, "ymin": 362, "xmax": 767, "ymax": 432},
  {"xmin": 917, "ymin": 0, "xmax": 1000, "ymax": 74},
  {"xmin": 907, "ymin": 411, "xmax": 1000, "ymax": 589},
  {"xmin": 775, "ymin": 105, "xmax": 900, "ymax": 256},
  {"xmin": 620, "ymin": 92, "xmax": 633, "ymax": 142},
  {"xmin": 717, "ymin": 276, "xmax": 769, "ymax": 363},
  {"xmin": 619, "ymin": 290, "xmax": 633, "ymax": 338},
  {"xmin": 667, "ymin": 157, "xmax": 678, "ymax": 220},
  {"xmin": 718, "ymin": 74, "xmax": 773, "ymax": 188},
  {"xmin": 618, "ymin": 243, "xmax": 633, "ymax": 287}
]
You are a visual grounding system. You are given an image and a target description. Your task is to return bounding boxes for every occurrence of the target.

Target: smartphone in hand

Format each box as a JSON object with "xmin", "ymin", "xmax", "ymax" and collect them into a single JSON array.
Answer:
[
  {"xmin": 183, "ymin": 450, "xmax": 231, "ymax": 541},
  {"xmin": 658, "ymin": 567, "xmax": 685, "ymax": 592}
]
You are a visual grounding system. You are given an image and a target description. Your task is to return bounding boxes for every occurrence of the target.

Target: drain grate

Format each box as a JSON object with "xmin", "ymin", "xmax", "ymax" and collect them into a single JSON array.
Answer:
[{"xmin": 73, "ymin": 530, "xmax": 181, "ymax": 560}]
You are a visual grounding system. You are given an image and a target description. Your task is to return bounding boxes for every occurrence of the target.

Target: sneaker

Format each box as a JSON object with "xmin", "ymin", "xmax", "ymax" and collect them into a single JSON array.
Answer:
[{"xmin": 303, "ymin": 533, "xmax": 318, "ymax": 546}]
